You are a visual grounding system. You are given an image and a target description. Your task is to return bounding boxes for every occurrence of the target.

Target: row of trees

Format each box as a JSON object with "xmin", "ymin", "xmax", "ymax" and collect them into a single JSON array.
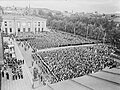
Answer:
[{"xmin": 43, "ymin": 13, "xmax": 120, "ymax": 48}]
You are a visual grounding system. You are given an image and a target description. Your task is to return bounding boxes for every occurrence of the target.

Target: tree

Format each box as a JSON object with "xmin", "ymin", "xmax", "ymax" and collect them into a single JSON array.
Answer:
[
  {"xmin": 33, "ymin": 9, "xmax": 37, "ymax": 15},
  {"xmin": 38, "ymin": 10, "xmax": 44, "ymax": 15}
]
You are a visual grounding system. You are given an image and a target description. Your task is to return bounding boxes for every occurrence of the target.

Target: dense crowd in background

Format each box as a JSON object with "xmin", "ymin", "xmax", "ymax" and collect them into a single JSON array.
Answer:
[
  {"xmin": 31, "ymin": 44, "xmax": 120, "ymax": 84},
  {"xmin": 14, "ymin": 29, "xmax": 120, "ymax": 86},
  {"xmin": 16, "ymin": 32, "xmax": 35, "ymax": 40},
  {"xmin": 15, "ymin": 31, "xmax": 120, "ymax": 85},
  {"xmin": 16, "ymin": 31, "xmax": 95, "ymax": 50}
]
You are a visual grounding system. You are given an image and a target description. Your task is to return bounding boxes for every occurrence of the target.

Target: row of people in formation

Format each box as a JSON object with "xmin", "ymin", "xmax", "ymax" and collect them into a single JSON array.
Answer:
[
  {"xmin": 3, "ymin": 53, "xmax": 24, "ymax": 81},
  {"xmin": 1, "ymin": 69, "xmax": 24, "ymax": 80}
]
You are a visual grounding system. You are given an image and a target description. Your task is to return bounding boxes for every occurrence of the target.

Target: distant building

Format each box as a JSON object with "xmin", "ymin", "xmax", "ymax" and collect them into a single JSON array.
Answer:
[
  {"xmin": 62, "ymin": 11, "xmax": 72, "ymax": 17},
  {"xmin": 1, "ymin": 14, "xmax": 47, "ymax": 35}
]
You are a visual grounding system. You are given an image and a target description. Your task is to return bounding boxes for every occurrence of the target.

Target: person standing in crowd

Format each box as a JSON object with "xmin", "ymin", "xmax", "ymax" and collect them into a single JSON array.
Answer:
[
  {"xmin": 22, "ymin": 59, "xmax": 24, "ymax": 64},
  {"xmin": 6, "ymin": 72, "xmax": 9, "ymax": 80},
  {"xmin": 20, "ymin": 69, "xmax": 23, "ymax": 79},
  {"xmin": 18, "ymin": 72, "xmax": 21, "ymax": 79},
  {"xmin": 21, "ymin": 73, "xmax": 23, "ymax": 79},
  {"xmin": 15, "ymin": 73, "xmax": 17, "ymax": 80},
  {"xmin": 1, "ymin": 70, "xmax": 4, "ymax": 78},
  {"xmin": 12, "ymin": 73, "xmax": 15, "ymax": 80}
]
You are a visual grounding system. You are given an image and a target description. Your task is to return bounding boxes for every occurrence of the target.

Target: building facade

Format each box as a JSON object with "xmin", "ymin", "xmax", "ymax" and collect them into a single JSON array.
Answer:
[{"xmin": 1, "ymin": 15, "xmax": 47, "ymax": 35}]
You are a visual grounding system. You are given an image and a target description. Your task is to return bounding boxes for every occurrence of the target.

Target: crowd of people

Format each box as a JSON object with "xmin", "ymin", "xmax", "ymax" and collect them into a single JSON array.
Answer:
[
  {"xmin": 1, "ymin": 41, "xmax": 24, "ymax": 81},
  {"xmin": 16, "ymin": 31, "xmax": 95, "ymax": 50},
  {"xmin": 16, "ymin": 32, "xmax": 35, "ymax": 41},
  {"xmin": 31, "ymin": 44, "xmax": 120, "ymax": 84},
  {"xmin": 14, "ymin": 31, "xmax": 120, "ymax": 85}
]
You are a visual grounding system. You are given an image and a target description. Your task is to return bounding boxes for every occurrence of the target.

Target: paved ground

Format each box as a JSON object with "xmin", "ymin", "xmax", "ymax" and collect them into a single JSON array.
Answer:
[
  {"xmin": 18, "ymin": 42, "xmax": 33, "ymax": 68},
  {"xmin": 1, "ymin": 37, "xmax": 120, "ymax": 90},
  {"xmin": 1, "ymin": 38, "xmax": 55, "ymax": 90}
]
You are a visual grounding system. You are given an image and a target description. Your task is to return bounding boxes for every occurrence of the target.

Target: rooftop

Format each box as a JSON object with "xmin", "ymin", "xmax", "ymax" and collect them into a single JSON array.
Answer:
[{"xmin": 2, "ymin": 14, "xmax": 47, "ymax": 21}]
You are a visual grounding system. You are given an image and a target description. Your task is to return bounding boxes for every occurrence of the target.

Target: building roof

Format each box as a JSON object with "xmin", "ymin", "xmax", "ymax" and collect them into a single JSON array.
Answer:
[{"xmin": 2, "ymin": 14, "xmax": 47, "ymax": 21}]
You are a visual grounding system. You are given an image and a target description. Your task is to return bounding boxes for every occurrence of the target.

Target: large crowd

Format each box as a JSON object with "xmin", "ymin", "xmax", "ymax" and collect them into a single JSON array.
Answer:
[
  {"xmin": 1, "ymin": 39, "xmax": 24, "ymax": 81},
  {"xmin": 2, "ymin": 53, "xmax": 24, "ymax": 80},
  {"xmin": 16, "ymin": 32, "xmax": 35, "ymax": 41},
  {"xmin": 31, "ymin": 44, "xmax": 120, "ymax": 84},
  {"xmin": 15, "ymin": 31, "xmax": 120, "ymax": 85},
  {"xmin": 16, "ymin": 31, "xmax": 95, "ymax": 50}
]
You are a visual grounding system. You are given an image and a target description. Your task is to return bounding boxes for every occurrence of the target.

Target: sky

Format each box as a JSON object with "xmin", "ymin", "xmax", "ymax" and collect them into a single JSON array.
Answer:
[{"xmin": 0, "ymin": 0, "xmax": 120, "ymax": 14}]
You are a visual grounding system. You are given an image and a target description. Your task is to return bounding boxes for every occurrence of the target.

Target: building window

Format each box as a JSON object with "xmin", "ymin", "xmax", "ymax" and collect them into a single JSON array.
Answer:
[
  {"xmin": 42, "ymin": 28, "xmax": 44, "ymax": 32},
  {"xmin": 10, "ymin": 28, "xmax": 12, "ymax": 32},
  {"xmin": 28, "ymin": 28, "xmax": 30, "ymax": 32},
  {"xmin": 5, "ymin": 28, "xmax": 7, "ymax": 33},
  {"xmin": 23, "ymin": 28, "xmax": 25, "ymax": 32},
  {"xmin": 38, "ymin": 28, "xmax": 40, "ymax": 32},
  {"xmin": 4, "ymin": 21, "xmax": 7, "ymax": 26},
  {"xmin": 38, "ymin": 22, "xmax": 40, "ymax": 26},
  {"xmin": 18, "ymin": 28, "xmax": 20, "ymax": 32},
  {"xmin": 35, "ymin": 28, "xmax": 37, "ymax": 32}
]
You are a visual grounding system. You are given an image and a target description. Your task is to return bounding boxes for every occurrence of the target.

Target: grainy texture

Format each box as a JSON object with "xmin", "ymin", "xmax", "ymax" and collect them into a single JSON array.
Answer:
[{"xmin": 0, "ymin": 33, "xmax": 3, "ymax": 64}]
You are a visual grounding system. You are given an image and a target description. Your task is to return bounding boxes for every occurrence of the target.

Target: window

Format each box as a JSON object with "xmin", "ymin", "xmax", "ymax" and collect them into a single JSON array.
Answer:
[
  {"xmin": 18, "ymin": 28, "xmax": 20, "ymax": 32},
  {"xmin": 10, "ymin": 28, "xmax": 12, "ymax": 32},
  {"xmin": 5, "ymin": 28, "xmax": 7, "ymax": 33},
  {"xmin": 38, "ymin": 28, "xmax": 40, "ymax": 32},
  {"xmin": 4, "ymin": 21, "xmax": 7, "ymax": 26},
  {"xmin": 35, "ymin": 28, "xmax": 37, "ymax": 32},
  {"xmin": 23, "ymin": 28, "xmax": 25, "ymax": 32},
  {"xmin": 38, "ymin": 22, "xmax": 40, "ymax": 26},
  {"xmin": 28, "ymin": 28, "xmax": 30, "ymax": 32},
  {"xmin": 42, "ymin": 28, "xmax": 44, "ymax": 32}
]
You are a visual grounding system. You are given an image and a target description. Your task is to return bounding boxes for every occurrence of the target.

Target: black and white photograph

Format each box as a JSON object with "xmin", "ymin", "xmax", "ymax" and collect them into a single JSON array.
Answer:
[{"xmin": 0, "ymin": 0, "xmax": 120, "ymax": 90}]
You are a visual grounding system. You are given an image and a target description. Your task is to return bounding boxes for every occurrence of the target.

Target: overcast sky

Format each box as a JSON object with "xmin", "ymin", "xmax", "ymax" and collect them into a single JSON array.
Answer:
[{"xmin": 0, "ymin": 0, "xmax": 120, "ymax": 14}]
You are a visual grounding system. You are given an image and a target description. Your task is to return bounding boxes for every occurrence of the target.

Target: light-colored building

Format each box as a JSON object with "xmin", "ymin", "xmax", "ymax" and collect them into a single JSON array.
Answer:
[{"xmin": 1, "ymin": 14, "xmax": 47, "ymax": 35}]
